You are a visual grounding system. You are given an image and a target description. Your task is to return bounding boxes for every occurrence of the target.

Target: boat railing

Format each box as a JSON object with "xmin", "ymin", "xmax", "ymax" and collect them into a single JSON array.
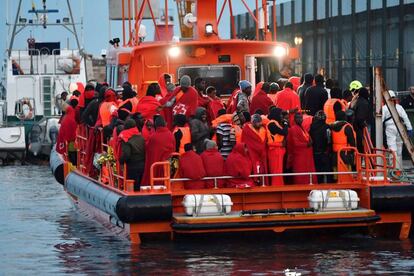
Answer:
[
  {"xmin": 11, "ymin": 49, "xmax": 82, "ymax": 76},
  {"xmin": 171, "ymin": 171, "xmax": 360, "ymax": 189},
  {"xmin": 72, "ymin": 125, "xmax": 398, "ymax": 195}
]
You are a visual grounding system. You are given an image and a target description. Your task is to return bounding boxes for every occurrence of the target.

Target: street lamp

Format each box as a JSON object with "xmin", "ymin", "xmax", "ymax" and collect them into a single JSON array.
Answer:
[
  {"xmin": 294, "ymin": 36, "xmax": 303, "ymax": 46},
  {"xmin": 294, "ymin": 36, "xmax": 303, "ymax": 75}
]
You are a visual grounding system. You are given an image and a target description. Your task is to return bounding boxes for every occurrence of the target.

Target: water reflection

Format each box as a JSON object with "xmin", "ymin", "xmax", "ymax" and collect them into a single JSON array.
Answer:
[{"xmin": 1, "ymin": 166, "xmax": 414, "ymax": 275}]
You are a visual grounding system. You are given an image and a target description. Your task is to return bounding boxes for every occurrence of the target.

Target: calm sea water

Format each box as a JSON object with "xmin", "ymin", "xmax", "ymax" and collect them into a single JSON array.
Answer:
[{"xmin": 1, "ymin": 165, "xmax": 414, "ymax": 275}]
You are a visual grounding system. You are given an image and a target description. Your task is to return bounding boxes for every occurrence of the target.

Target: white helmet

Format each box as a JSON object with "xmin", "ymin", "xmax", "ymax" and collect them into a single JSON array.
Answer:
[{"xmin": 388, "ymin": 90, "xmax": 396, "ymax": 98}]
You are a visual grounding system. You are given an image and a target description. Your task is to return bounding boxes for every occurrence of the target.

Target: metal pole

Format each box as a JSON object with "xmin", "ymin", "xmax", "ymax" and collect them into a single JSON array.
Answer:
[
  {"xmin": 7, "ymin": 0, "xmax": 23, "ymax": 57},
  {"xmin": 66, "ymin": 0, "xmax": 81, "ymax": 52},
  {"xmin": 374, "ymin": 67, "xmax": 383, "ymax": 151},
  {"xmin": 272, "ymin": 0, "xmax": 276, "ymax": 41}
]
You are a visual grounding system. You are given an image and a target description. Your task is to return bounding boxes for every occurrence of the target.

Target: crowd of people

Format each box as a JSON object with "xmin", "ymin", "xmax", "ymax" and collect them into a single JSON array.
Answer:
[{"xmin": 55, "ymin": 72, "xmax": 413, "ymax": 191}]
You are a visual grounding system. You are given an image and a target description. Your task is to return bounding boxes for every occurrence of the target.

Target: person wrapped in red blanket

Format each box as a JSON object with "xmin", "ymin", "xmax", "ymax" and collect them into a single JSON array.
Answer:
[
  {"xmin": 289, "ymin": 112, "xmax": 317, "ymax": 184},
  {"xmin": 161, "ymin": 75, "xmax": 198, "ymax": 129},
  {"xmin": 241, "ymin": 114, "xmax": 268, "ymax": 184},
  {"xmin": 137, "ymin": 83, "xmax": 162, "ymax": 120},
  {"xmin": 56, "ymin": 105, "xmax": 78, "ymax": 165},
  {"xmin": 141, "ymin": 116, "xmax": 175, "ymax": 185},
  {"xmin": 225, "ymin": 143, "xmax": 253, "ymax": 188},
  {"xmin": 200, "ymin": 140, "xmax": 225, "ymax": 188},
  {"xmin": 179, "ymin": 143, "xmax": 207, "ymax": 189}
]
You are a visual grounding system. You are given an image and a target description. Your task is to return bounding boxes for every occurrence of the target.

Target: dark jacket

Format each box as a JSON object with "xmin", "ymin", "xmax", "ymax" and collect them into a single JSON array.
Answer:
[
  {"xmin": 81, "ymin": 98, "xmax": 100, "ymax": 127},
  {"xmin": 304, "ymin": 84, "xmax": 328, "ymax": 116},
  {"xmin": 190, "ymin": 108, "xmax": 210, "ymax": 154},
  {"xmin": 120, "ymin": 135, "xmax": 146, "ymax": 166},
  {"xmin": 352, "ymin": 97, "xmax": 369, "ymax": 130},
  {"xmin": 298, "ymin": 74, "xmax": 314, "ymax": 109},
  {"xmin": 310, "ymin": 119, "xmax": 330, "ymax": 154}
]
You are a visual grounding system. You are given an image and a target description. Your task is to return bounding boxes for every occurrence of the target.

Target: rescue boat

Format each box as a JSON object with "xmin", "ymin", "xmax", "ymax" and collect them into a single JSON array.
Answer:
[{"xmin": 50, "ymin": 0, "xmax": 414, "ymax": 244}]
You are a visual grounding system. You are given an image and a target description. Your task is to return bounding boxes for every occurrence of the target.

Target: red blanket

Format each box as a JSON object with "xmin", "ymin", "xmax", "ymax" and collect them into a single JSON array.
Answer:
[
  {"xmin": 141, "ymin": 127, "xmax": 175, "ymax": 185},
  {"xmin": 179, "ymin": 150, "xmax": 207, "ymax": 189},
  {"xmin": 289, "ymin": 125, "xmax": 317, "ymax": 184},
  {"xmin": 137, "ymin": 96, "xmax": 161, "ymax": 120},
  {"xmin": 56, "ymin": 106, "xmax": 77, "ymax": 154},
  {"xmin": 241, "ymin": 124, "xmax": 268, "ymax": 176},
  {"xmin": 171, "ymin": 86, "xmax": 199, "ymax": 119},
  {"xmin": 207, "ymin": 97, "xmax": 225, "ymax": 122},
  {"xmin": 250, "ymin": 90, "xmax": 274, "ymax": 115},
  {"xmin": 200, "ymin": 148, "xmax": 225, "ymax": 188},
  {"xmin": 225, "ymin": 144, "xmax": 253, "ymax": 187}
]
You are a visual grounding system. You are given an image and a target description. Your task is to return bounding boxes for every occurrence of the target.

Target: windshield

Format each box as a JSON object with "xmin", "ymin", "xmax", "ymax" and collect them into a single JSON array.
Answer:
[{"xmin": 177, "ymin": 65, "xmax": 240, "ymax": 96}]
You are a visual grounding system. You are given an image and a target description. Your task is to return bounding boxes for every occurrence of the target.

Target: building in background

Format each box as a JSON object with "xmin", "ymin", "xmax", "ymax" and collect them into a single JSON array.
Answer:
[{"xmin": 234, "ymin": 0, "xmax": 414, "ymax": 90}]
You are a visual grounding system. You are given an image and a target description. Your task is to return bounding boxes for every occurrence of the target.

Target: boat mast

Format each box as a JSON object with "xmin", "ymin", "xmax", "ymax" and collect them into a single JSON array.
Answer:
[
  {"xmin": 7, "ymin": 0, "xmax": 23, "ymax": 57},
  {"xmin": 66, "ymin": 0, "xmax": 82, "ymax": 52}
]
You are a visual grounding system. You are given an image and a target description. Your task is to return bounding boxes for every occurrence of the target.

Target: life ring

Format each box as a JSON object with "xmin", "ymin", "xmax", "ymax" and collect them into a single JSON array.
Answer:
[{"xmin": 15, "ymin": 98, "xmax": 34, "ymax": 120}]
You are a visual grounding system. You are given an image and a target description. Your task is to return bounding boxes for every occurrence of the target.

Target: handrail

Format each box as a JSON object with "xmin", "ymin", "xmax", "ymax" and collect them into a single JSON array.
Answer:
[
  {"xmin": 149, "ymin": 161, "xmax": 171, "ymax": 191},
  {"xmin": 171, "ymin": 171, "xmax": 359, "ymax": 189}
]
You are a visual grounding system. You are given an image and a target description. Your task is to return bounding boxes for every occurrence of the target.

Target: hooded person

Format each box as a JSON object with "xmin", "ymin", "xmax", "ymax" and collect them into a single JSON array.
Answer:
[
  {"xmin": 309, "ymin": 111, "xmax": 332, "ymax": 183},
  {"xmin": 137, "ymin": 83, "xmax": 162, "ymax": 120},
  {"xmin": 289, "ymin": 112, "xmax": 317, "ymax": 184},
  {"xmin": 173, "ymin": 114, "xmax": 191, "ymax": 154},
  {"xmin": 200, "ymin": 140, "xmax": 225, "ymax": 188},
  {"xmin": 266, "ymin": 107, "xmax": 288, "ymax": 186},
  {"xmin": 241, "ymin": 114, "xmax": 268, "ymax": 183},
  {"xmin": 97, "ymin": 88, "xmax": 118, "ymax": 128},
  {"xmin": 79, "ymin": 84, "xmax": 96, "ymax": 118},
  {"xmin": 351, "ymin": 86, "xmax": 369, "ymax": 152},
  {"xmin": 194, "ymin": 77, "xmax": 209, "ymax": 108},
  {"xmin": 141, "ymin": 116, "xmax": 175, "ymax": 185},
  {"xmin": 190, "ymin": 107, "xmax": 211, "ymax": 154},
  {"xmin": 206, "ymin": 86, "xmax": 225, "ymax": 123},
  {"xmin": 252, "ymin": 81, "xmax": 264, "ymax": 98},
  {"xmin": 119, "ymin": 119, "xmax": 145, "ymax": 191},
  {"xmin": 288, "ymin": 76, "xmax": 301, "ymax": 92},
  {"xmin": 267, "ymin": 82, "xmax": 280, "ymax": 105},
  {"xmin": 303, "ymin": 74, "xmax": 329, "ymax": 116},
  {"xmin": 331, "ymin": 110, "xmax": 356, "ymax": 181},
  {"xmin": 275, "ymin": 81, "xmax": 300, "ymax": 125},
  {"xmin": 225, "ymin": 143, "xmax": 253, "ymax": 188},
  {"xmin": 165, "ymin": 75, "xmax": 198, "ymax": 120},
  {"xmin": 81, "ymin": 85, "xmax": 107, "ymax": 127},
  {"xmin": 158, "ymin": 73, "xmax": 172, "ymax": 97},
  {"xmin": 118, "ymin": 84, "xmax": 138, "ymax": 113},
  {"xmin": 56, "ymin": 105, "xmax": 78, "ymax": 165},
  {"xmin": 297, "ymin": 73, "xmax": 314, "ymax": 109},
  {"xmin": 179, "ymin": 143, "xmax": 207, "ymax": 189},
  {"xmin": 227, "ymin": 80, "xmax": 252, "ymax": 114},
  {"xmin": 250, "ymin": 82, "xmax": 274, "ymax": 115}
]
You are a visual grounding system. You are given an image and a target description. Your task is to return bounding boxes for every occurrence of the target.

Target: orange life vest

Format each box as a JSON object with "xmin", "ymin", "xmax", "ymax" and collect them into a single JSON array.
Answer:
[
  {"xmin": 173, "ymin": 126, "xmax": 191, "ymax": 154},
  {"xmin": 211, "ymin": 114, "xmax": 233, "ymax": 128},
  {"xmin": 118, "ymin": 97, "xmax": 139, "ymax": 113},
  {"xmin": 324, "ymin": 98, "xmax": 347, "ymax": 124},
  {"xmin": 233, "ymin": 124, "xmax": 242, "ymax": 144},
  {"xmin": 266, "ymin": 120, "xmax": 285, "ymax": 147},
  {"xmin": 332, "ymin": 122, "xmax": 355, "ymax": 152},
  {"xmin": 99, "ymin": 102, "xmax": 118, "ymax": 127},
  {"xmin": 248, "ymin": 124, "xmax": 267, "ymax": 142}
]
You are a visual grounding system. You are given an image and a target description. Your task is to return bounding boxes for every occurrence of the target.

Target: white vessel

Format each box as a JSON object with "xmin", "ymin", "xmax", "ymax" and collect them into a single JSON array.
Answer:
[{"xmin": 0, "ymin": 0, "xmax": 88, "ymax": 162}]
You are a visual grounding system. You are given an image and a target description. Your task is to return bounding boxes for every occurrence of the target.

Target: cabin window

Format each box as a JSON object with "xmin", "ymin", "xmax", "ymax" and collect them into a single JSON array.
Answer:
[{"xmin": 177, "ymin": 65, "xmax": 241, "ymax": 96}]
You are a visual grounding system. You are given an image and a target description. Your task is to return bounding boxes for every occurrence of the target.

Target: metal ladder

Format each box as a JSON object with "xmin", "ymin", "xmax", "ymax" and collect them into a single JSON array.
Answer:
[{"xmin": 42, "ymin": 77, "xmax": 52, "ymax": 116}]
